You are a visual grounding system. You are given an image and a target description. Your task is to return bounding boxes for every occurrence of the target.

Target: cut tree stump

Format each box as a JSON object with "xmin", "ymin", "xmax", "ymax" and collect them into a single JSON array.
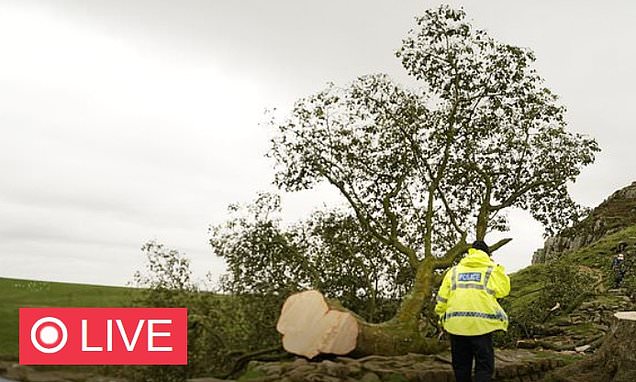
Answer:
[
  {"xmin": 276, "ymin": 290, "xmax": 359, "ymax": 358},
  {"xmin": 547, "ymin": 311, "xmax": 636, "ymax": 382},
  {"xmin": 276, "ymin": 290, "xmax": 445, "ymax": 359}
]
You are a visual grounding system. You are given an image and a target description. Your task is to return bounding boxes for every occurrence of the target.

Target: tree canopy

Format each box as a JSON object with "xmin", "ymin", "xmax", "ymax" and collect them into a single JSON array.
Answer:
[
  {"xmin": 268, "ymin": 6, "xmax": 599, "ymax": 275},
  {"xmin": 210, "ymin": 193, "xmax": 411, "ymax": 322}
]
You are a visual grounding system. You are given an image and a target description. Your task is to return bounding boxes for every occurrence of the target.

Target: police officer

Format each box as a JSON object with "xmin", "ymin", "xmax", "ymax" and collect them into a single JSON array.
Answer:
[{"xmin": 435, "ymin": 240, "xmax": 510, "ymax": 382}]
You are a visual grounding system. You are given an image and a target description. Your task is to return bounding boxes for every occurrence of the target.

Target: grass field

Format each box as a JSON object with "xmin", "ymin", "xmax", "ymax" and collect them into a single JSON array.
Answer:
[{"xmin": 0, "ymin": 277, "xmax": 141, "ymax": 358}]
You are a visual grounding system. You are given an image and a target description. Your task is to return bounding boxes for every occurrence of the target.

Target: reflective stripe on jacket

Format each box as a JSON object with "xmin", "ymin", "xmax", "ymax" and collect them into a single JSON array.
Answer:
[{"xmin": 434, "ymin": 248, "xmax": 510, "ymax": 335}]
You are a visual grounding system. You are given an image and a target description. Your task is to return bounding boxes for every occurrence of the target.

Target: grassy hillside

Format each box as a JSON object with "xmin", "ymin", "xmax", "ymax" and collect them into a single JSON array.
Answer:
[
  {"xmin": 0, "ymin": 277, "xmax": 141, "ymax": 358},
  {"xmin": 511, "ymin": 224, "xmax": 636, "ymax": 297},
  {"xmin": 502, "ymin": 224, "xmax": 636, "ymax": 349}
]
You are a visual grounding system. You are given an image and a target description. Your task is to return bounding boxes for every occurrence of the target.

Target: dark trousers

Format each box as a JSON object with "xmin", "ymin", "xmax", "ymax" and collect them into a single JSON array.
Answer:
[
  {"xmin": 449, "ymin": 333, "xmax": 494, "ymax": 382},
  {"xmin": 614, "ymin": 271, "xmax": 625, "ymax": 288}
]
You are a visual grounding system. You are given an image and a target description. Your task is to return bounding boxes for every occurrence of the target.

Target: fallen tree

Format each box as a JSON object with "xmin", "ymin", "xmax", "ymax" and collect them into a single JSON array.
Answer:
[
  {"xmin": 266, "ymin": 5, "xmax": 599, "ymax": 357},
  {"xmin": 216, "ymin": 5, "xmax": 600, "ymax": 358},
  {"xmin": 276, "ymin": 289, "xmax": 445, "ymax": 358}
]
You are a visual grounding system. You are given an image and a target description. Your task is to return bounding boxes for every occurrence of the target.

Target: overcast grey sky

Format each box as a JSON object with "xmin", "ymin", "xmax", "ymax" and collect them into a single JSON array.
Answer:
[{"xmin": 1, "ymin": 0, "xmax": 634, "ymax": 287}]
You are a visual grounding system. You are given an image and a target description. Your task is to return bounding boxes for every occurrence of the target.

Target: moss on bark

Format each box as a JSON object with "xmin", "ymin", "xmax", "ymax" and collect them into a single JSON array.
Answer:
[{"xmin": 353, "ymin": 320, "xmax": 446, "ymax": 356}]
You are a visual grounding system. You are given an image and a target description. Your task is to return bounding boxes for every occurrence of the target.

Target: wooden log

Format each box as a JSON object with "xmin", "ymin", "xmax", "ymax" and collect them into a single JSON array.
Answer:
[{"xmin": 276, "ymin": 290, "xmax": 445, "ymax": 358}]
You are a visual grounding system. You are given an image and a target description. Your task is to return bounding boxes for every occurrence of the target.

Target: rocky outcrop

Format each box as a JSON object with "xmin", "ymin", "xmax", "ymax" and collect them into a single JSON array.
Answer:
[
  {"xmin": 544, "ymin": 312, "xmax": 636, "ymax": 382},
  {"xmin": 532, "ymin": 181, "xmax": 636, "ymax": 264},
  {"xmin": 519, "ymin": 288, "xmax": 636, "ymax": 353}
]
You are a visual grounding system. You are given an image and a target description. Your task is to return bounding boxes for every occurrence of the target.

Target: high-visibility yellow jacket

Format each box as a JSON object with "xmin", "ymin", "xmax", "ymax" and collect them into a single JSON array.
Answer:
[{"xmin": 434, "ymin": 248, "xmax": 510, "ymax": 335}]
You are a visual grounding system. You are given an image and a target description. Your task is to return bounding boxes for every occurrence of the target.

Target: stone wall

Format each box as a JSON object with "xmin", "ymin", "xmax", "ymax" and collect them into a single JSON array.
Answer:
[{"xmin": 240, "ymin": 349, "xmax": 570, "ymax": 382}]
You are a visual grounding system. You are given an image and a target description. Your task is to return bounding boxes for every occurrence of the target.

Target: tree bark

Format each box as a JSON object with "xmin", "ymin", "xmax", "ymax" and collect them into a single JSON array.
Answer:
[{"xmin": 394, "ymin": 259, "xmax": 434, "ymax": 323}]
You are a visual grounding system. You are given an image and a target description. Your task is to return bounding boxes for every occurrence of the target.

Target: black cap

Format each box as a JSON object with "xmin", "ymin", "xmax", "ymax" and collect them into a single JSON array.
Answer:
[{"xmin": 472, "ymin": 240, "xmax": 490, "ymax": 255}]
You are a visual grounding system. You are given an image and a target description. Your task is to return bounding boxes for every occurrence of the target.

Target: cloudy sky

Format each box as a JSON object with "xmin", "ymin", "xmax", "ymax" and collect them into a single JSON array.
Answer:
[{"xmin": 1, "ymin": 0, "xmax": 634, "ymax": 287}]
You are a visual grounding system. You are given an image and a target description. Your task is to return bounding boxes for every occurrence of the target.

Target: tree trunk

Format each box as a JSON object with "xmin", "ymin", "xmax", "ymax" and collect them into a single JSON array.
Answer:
[
  {"xmin": 276, "ymin": 289, "xmax": 445, "ymax": 358},
  {"xmin": 547, "ymin": 311, "xmax": 636, "ymax": 382},
  {"xmin": 393, "ymin": 259, "xmax": 434, "ymax": 323}
]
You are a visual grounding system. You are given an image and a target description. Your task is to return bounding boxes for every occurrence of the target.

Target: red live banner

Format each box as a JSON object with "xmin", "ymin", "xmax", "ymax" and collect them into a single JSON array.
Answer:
[{"xmin": 19, "ymin": 308, "xmax": 187, "ymax": 365}]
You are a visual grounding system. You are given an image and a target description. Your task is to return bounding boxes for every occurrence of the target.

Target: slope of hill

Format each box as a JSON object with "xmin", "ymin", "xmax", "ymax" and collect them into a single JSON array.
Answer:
[
  {"xmin": 506, "ymin": 181, "xmax": 636, "ymax": 356},
  {"xmin": 532, "ymin": 181, "xmax": 636, "ymax": 264},
  {"xmin": 0, "ymin": 277, "xmax": 140, "ymax": 357}
]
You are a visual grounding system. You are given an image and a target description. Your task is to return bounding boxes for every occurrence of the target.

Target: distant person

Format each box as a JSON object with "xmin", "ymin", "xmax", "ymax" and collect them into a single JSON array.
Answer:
[
  {"xmin": 435, "ymin": 240, "xmax": 510, "ymax": 382},
  {"xmin": 612, "ymin": 252, "xmax": 626, "ymax": 288}
]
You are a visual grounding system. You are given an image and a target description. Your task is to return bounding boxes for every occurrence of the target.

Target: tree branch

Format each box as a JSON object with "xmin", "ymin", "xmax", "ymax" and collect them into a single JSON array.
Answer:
[
  {"xmin": 321, "ymin": 169, "xmax": 420, "ymax": 270},
  {"xmin": 436, "ymin": 184, "xmax": 465, "ymax": 236},
  {"xmin": 490, "ymin": 179, "xmax": 551, "ymax": 211},
  {"xmin": 489, "ymin": 238, "xmax": 512, "ymax": 253},
  {"xmin": 433, "ymin": 232, "xmax": 469, "ymax": 270},
  {"xmin": 321, "ymin": 171, "xmax": 389, "ymax": 245},
  {"xmin": 398, "ymin": 125, "xmax": 465, "ymax": 238},
  {"xmin": 474, "ymin": 165, "xmax": 493, "ymax": 240},
  {"xmin": 382, "ymin": 170, "xmax": 420, "ymax": 269}
]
